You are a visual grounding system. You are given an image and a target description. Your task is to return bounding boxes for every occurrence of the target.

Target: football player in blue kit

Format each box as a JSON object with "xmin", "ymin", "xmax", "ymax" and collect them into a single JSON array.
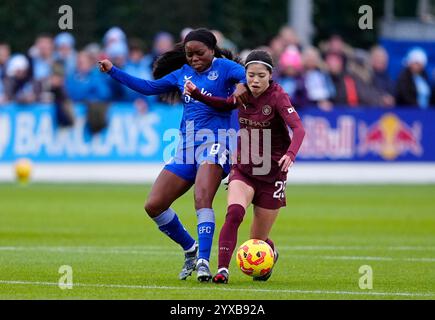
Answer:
[{"xmin": 99, "ymin": 28, "xmax": 246, "ymax": 282}]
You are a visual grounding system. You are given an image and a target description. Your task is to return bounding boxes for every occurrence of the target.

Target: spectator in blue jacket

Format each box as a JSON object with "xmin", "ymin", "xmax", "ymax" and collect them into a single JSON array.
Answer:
[
  {"xmin": 105, "ymin": 41, "xmax": 130, "ymax": 102},
  {"xmin": 54, "ymin": 32, "xmax": 77, "ymax": 76},
  {"xmin": 66, "ymin": 51, "xmax": 110, "ymax": 102},
  {"xmin": 302, "ymin": 47, "xmax": 335, "ymax": 111},
  {"xmin": 123, "ymin": 39, "xmax": 154, "ymax": 110}
]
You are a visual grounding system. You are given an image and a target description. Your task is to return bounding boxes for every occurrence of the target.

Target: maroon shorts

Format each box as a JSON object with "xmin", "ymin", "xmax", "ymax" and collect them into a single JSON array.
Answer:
[{"xmin": 228, "ymin": 166, "xmax": 287, "ymax": 210}]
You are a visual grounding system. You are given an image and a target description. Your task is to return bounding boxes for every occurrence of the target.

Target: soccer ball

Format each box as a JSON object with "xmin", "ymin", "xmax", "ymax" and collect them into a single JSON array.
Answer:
[
  {"xmin": 236, "ymin": 239, "xmax": 275, "ymax": 277},
  {"xmin": 15, "ymin": 158, "xmax": 32, "ymax": 183}
]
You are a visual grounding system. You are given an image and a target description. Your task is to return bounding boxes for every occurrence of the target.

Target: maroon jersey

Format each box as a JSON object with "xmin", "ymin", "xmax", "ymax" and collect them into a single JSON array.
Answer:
[{"xmin": 191, "ymin": 82, "xmax": 305, "ymax": 183}]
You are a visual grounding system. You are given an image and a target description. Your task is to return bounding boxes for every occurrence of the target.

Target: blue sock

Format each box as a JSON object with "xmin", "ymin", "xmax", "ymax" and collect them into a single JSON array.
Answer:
[
  {"xmin": 197, "ymin": 208, "xmax": 215, "ymax": 261},
  {"xmin": 153, "ymin": 208, "xmax": 196, "ymax": 251}
]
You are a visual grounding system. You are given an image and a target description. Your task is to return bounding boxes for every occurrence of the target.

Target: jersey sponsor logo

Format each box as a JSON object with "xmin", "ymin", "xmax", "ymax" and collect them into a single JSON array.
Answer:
[
  {"xmin": 239, "ymin": 117, "xmax": 270, "ymax": 128},
  {"xmin": 207, "ymin": 70, "xmax": 219, "ymax": 81},
  {"xmin": 262, "ymin": 105, "xmax": 272, "ymax": 116},
  {"xmin": 287, "ymin": 107, "xmax": 295, "ymax": 114}
]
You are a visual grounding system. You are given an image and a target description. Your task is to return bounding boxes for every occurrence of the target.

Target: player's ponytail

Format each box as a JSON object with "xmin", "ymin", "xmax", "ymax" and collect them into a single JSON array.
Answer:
[
  {"xmin": 152, "ymin": 43, "xmax": 187, "ymax": 80},
  {"xmin": 151, "ymin": 43, "xmax": 186, "ymax": 104}
]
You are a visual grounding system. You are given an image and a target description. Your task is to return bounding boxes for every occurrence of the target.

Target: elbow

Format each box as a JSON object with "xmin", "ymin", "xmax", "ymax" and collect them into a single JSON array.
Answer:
[{"xmin": 293, "ymin": 123, "xmax": 306, "ymax": 138}]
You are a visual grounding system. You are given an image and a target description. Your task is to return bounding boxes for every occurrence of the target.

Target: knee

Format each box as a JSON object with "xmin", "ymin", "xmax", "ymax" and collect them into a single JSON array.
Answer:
[
  {"xmin": 144, "ymin": 198, "xmax": 167, "ymax": 218},
  {"xmin": 225, "ymin": 204, "xmax": 245, "ymax": 225}
]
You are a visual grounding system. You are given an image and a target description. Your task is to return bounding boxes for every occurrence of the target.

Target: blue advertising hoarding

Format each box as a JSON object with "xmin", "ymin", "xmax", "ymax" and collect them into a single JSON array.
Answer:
[{"xmin": 0, "ymin": 103, "xmax": 434, "ymax": 163}]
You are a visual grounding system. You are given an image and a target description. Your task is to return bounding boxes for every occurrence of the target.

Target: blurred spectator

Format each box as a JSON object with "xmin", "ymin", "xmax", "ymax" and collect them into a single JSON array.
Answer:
[
  {"xmin": 66, "ymin": 51, "xmax": 110, "ymax": 134},
  {"xmin": 150, "ymin": 31, "xmax": 174, "ymax": 66},
  {"xmin": 103, "ymin": 27, "xmax": 127, "ymax": 51},
  {"xmin": 3, "ymin": 54, "xmax": 37, "ymax": 104},
  {"xmin": 66, "ymin": 51, "xmax": 110, "ymax": 102},
  {"xmin": 125, "ymin": 39, "xmax": 152, "ymax": 81},
  {"xmin": 106, "ymin": 41, "xmax": 130, "ymax": 101},
  {"xmin": 277, "ymin": 46, "xmax": 308, "ymax": 107},
  {"xmin": 269, "ymin": 36, "xmax": 286, "ymax": 62},
  {"xmin": 106, "ymin": 41, "xmax": 129, "ymax": 69},
  {"xmin": 29, "ymin": 34, "xmax": 55, "ymax": 102},
  {"xmin": 302, "ymin": 47, "xmax": 335, "ymax": 111},
  {"xmin": 369, "ymin": 45, "xmax": 395, "ymax": 107},
  {"xmin": 84, "ymin": 43, "xmax": 103, "ymax": 64},
  {"xmin": 279, "ymin": 26, "xmax": 302, "ymax": 51},
  {"xmin": 320, "ymin": 34, "xmax": 371, "ymax": 83},
  {"xmin": 180, "ymin": 27, "xmax": 193, "ymax": 42},
  {"xmin": 123, "ymin": 38, "xmax": 154, "ymax": 111},
  {"xmin": 325, "ymin": 52, "xmax": 381, "ymax": 107},
  {"xmin": 212, "ymin": 30, "xmax": 238, "ymax": 53},
  {"xmin": 30, "ymin": 34, "xmax": 54, "ymax": 80},
  {"xmin": 320, "ymin": 34, "xmax": 351, "ymax": 57},
  {"xmin": 50, "ymin": 61, "xmax": 74, "ymax": 127},
  {"xmin": 396, "ymin": 47, "xmax": 435, "ymax": 108},
  {"xmin": 0, "ymin": 42, "xmax": 10, "ymax": 104},
  {"xmin": 239, "ymin": 49, "xmax": 252, "ymax": 64},
  {"xmin": 54, "ymin": 32, "xmax": 77, "ymax": 76},
  {"xmin": 0, "ymin": 42, "xmax": 10, "ymax": 79},
  {"xmin": 146, "ymin": 31, "xmax": 175, "ymax": 104}
]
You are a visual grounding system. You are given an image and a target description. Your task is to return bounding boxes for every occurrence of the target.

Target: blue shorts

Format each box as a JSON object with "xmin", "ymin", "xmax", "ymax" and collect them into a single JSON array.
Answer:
[{"xmin": 164, "ymin": 139, "xmax": 232, "ymax": 183}]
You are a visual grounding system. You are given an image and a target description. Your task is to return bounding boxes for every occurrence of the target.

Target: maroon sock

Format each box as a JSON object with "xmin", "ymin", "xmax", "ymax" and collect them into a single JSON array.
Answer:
[
  {"xmin": 218, "ymin": 204, "xmax": 245, "ymax": 269},
  {"xmin": 265, "ymin": 238, "xmax": 275, "ymax": 252}
]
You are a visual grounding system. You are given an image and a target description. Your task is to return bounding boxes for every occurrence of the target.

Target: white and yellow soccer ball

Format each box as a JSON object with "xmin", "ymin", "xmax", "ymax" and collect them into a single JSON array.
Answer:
[
  {"xmin": 236, "ymin": 239, "xmax": 275, "ymax": 277},
  {"xmin": 15, "ymin": 158, "xmax": 32, "ymax": 184}
]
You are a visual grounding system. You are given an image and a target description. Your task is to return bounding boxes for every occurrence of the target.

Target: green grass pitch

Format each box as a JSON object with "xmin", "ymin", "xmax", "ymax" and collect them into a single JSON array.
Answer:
[{"xmin": 0, "ymin": 183, "xmax": 434, "ymax": 300}]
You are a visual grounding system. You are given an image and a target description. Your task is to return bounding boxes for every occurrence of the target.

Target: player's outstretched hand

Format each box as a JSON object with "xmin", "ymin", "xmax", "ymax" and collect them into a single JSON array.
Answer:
[
  {"xmin": 98, "ymin": 59, "xmax": 113, "ymax": 73},
  {"xmin": 278, "ymin": 154, "xmax": 294, "ymax": 172},
  {"xmin": 183, "ymin": 80, "xmax": 197, "ymax": 95}
]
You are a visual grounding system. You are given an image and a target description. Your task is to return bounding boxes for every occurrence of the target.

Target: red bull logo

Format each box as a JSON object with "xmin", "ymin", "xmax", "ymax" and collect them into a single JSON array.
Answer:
[{"xmin": 358, "ymin": 113, "xmax": 422, "ymax": 160}]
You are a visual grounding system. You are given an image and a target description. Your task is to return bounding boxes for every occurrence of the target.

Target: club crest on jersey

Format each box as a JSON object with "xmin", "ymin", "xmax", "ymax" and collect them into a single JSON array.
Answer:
[
  {"xmin": 207, "ymin": 70, "xmax": 219, "ymax": 81},
  {"xmin": 262, "ymin": 105, "xmax": 272, "ymax": 116}
]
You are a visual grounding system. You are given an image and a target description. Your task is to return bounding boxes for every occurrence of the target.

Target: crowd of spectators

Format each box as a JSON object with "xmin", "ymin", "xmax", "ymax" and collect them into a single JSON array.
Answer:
[{"xmin": 1, "ymin": 25, "xmax": 434, "ymax": 119}]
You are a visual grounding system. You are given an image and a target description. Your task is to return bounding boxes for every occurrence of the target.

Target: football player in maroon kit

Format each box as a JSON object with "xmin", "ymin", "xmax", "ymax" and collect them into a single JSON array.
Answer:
[{"xmin": 184, "ymin": 50, "xmax": 306, "ymax": 283}]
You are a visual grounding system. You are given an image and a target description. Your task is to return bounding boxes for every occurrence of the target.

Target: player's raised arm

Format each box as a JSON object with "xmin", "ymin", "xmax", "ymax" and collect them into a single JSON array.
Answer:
[
  {"xmin": 184, "ymin": 80, "xmax": 237, "ymax": 111},
  {"xmin": 99, "ymin": 59, "xmax": 178, "ymax": 96}
]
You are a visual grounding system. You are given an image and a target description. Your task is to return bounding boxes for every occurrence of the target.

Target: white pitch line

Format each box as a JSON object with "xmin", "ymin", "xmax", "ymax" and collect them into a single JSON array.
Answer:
[
  {"xmin": 280, "ymin": 246, "xmax": 435, "ymax": 251},
  {"xmin": 319, "ymin": 255, "xmax": 435, "ymax": 262},
  {"xmin": 2, "ymin": 245, "xmax": 435, "ymax": 252},
  {"xmin": 1, "ymin": 246, "xmax": 435, "ymax": 262},
  {"xmin": 0, "ymin": 246, "xmax": 179, "ymax": 255},
  {"xmin": 0, "ymin": 280, "xmax": 434, "ymax": 298}
]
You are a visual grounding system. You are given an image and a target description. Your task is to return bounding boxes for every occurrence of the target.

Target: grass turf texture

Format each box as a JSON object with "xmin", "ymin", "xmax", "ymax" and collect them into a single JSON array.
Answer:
[{"xmin": 0, "ymin": 183, "xmax": 434, "ymax": 300}]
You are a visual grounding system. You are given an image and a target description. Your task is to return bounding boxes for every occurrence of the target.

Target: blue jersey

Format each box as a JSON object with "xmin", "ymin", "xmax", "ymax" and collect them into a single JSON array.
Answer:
[{"xmin": 108, "ymin": 58, "xmax": 246, "ymax": 138}]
